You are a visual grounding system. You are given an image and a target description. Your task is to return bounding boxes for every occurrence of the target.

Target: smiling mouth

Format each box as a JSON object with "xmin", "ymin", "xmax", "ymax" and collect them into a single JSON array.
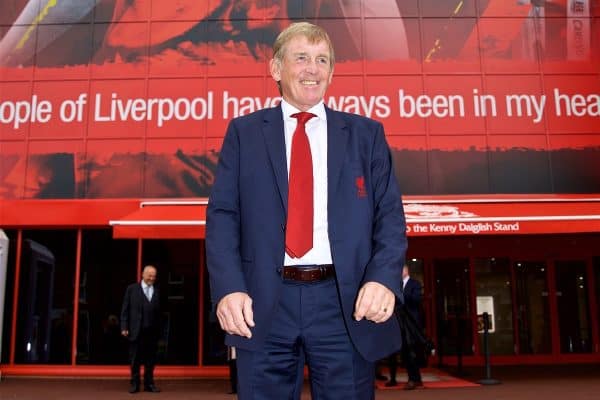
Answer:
[{"xmin": 301, "ymin": 80, "xmax": 318, "ymax": 86}]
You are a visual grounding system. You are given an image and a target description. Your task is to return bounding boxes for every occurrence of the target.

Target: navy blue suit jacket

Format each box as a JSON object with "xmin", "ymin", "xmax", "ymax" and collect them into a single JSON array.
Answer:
[
  {"xmin": 206, "ymin": 104, "xmax": 407, "ymax": 362},
  {"xmin": 402, "ymin": 278, "xmax": 422, "ymax": 326}
]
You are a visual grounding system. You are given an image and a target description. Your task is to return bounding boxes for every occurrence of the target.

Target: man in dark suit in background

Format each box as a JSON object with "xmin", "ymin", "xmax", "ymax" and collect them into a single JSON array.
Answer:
[
  {"xmin": 387, "ymin": 265, "xmax": 424, "ymax": 389},
  {"xmin": 206, "ymin": 21, "xmax": 407, "ymax": 399},
  {"xmin": 121, "ymin": 265, "xmax": 161, "ymax": 394}
]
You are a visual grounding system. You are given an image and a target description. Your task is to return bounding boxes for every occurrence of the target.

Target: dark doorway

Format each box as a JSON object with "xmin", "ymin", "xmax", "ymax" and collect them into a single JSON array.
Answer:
[
  {"xmin": 555, "ymin": 260, "xmax": 592, "ymax": 353},
  {"xmin": 434, "ymin": 258, "xmax": 473, "ymax": 357},
  {"xmin": 514, "ymin": 261, "xmax": 552, "ymax": 354}
]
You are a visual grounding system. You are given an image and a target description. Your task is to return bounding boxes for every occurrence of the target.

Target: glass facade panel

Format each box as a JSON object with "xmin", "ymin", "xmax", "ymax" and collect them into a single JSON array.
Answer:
[
  {"xmin": 2, "ymin": 230, "xmax": 599, "ymax": 368},
  {"xmin": 475, "ymin": 258, "xmax": 515, "ymax": 355},
  {"xmin": 514, "ymin": 261, "xmax": 551, "ymax": 354},
  {"xmin": 555, "ymin": 260, "xmax": 592, "ymax": 353},
  {"xmin": 142, "ymin": 239, "xmax": 200, "ymax": 365},
  {"xmin": 15, "ymin": 230, "xmax": 77, "ymax": 364},
  {"xmin": 1, "ymin": 229, "xmax": 17, "ymax": 364},
  {"xmin": 595, "ymin": 257, "xmax": 600, "ymax": 346},
  {"xmin": 434, "ymin": 258, "xmax": 473, "ymax": 356},
  {"xmin": 202, "ymin": 260, "xmax": 227, "ymax": 366},
  {"xmin": 76, "ymin": 229, "xmax": 137, "ymax": 364}
]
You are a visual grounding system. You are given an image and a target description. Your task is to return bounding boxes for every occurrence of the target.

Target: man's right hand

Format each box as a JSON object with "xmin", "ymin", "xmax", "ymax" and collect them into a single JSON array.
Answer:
[
  {"xmin": 121, "ymin": 330, "xmax": 129, "ymax": 337},
  {"xmin": 216, "ymin": 292, "xmax": 255, "ymax": 338}
]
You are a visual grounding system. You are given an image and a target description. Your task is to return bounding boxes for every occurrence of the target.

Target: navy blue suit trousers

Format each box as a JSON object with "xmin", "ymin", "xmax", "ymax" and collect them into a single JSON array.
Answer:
[{"xmin": 236, "ymin": 277, "xmax": 375, "ymax": 400}]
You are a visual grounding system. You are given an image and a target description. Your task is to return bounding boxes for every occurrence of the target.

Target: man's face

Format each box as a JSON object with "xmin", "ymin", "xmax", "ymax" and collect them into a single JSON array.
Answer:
[
  {"xmin": 270, "ymin": 35, "xmax": 333, "ymax": 111},
  {"xmin": 402, "ymin": 266, "xmax": 409, "ymax": 279},
  {"xmin": 142, "ymin": 267, "xmax": 157, "ymax": 286}
]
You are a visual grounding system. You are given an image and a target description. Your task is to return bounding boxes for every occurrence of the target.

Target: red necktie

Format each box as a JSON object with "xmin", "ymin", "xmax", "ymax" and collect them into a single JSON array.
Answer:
[{"xmin": 286, "ymin": 112, "xmax": 316, "ymax": 258}]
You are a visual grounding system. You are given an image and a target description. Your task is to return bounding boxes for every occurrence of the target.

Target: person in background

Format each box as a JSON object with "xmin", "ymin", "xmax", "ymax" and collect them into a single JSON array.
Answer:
[
  {"xmin": 388, "ymin": 265, "xmax": 424, "ymax": 390},
  {"xmin": 121, "ymin": 265, "xmax": 162, "ymax": 394}
]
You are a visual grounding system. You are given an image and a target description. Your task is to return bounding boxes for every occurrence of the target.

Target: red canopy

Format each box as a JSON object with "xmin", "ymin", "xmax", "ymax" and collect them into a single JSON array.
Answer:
[
  {"xmin": 110, "ymin": 201, "xmax": 207, "ymax": 239},
  {"xmin": 404, "ymin": 195, "xmax": 600, "ymax": 236},
  {"xmin": 109, "ymin": 195, "xmax": 600, "ymax": 239}
]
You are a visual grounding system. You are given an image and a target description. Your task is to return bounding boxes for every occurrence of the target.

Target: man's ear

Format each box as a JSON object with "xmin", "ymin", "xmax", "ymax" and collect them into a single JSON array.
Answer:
[{"xmin": 269, "ymin": 58, "xmax": 281, "ymax": 82}]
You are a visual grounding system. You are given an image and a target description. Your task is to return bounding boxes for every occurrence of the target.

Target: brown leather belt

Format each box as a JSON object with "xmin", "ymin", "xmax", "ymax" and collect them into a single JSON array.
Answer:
[{"xmin": 281, "ymin": 265, "xmax": 335, "ymax": 282}]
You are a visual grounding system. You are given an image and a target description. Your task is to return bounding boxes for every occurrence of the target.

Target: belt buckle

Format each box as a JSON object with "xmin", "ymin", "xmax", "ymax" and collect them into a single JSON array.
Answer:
[{"xmin": 319, "ymin": 265, "xmax": 326, "ymax": 278}]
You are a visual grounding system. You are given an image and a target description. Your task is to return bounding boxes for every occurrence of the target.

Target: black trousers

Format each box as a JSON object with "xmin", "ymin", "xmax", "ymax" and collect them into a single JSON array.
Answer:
[
  {"xmin": 401, "ymin": 343, "xmax": 422, "ymax": 383},
  {"xmin": 388, "ymin": 343, "xmax": 422, "ymax": 383},
  {"xmin": 129, "ymin": 328, "xmax": 158, "ymax": 386}
]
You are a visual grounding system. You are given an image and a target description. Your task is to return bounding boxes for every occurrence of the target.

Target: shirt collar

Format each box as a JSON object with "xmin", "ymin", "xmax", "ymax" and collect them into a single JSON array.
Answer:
[
  {"xmin": 403, "ymin": 276, "xmax": 410, "ymax": 285},
  {"xmin": 281, "ymin": 98, "xmax": 326, "ymax": 122},
  {"xmin": 141, "ymin": 281, "xmax": 151, "ymax": 289}
]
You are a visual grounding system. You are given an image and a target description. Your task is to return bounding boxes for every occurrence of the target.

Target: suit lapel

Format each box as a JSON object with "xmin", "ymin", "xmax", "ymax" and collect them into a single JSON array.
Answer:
[
  {"xmin": 262, "ymin": 105, "xmax": 349, "ymax": 212},
  {"xmin": 262, "ymin": 105, "xmax": 289, "ymax": 212},
  {"xmin": 326, "ymin": 106, "xmax": 349, "ymax": 200}
]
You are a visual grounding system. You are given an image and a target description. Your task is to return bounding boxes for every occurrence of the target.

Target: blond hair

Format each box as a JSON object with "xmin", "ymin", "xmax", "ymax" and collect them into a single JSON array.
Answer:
[{"xmin": 272, "ymin": 22, "xmax": 335, "ymax": 67}]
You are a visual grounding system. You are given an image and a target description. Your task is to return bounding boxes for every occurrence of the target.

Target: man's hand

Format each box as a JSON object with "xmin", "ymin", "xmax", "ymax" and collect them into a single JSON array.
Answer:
[
  {"xmin": 216, "ymin": 292, "xmax": 255, "ymax": 338},
  {"xmin": 121, "ymin": 330, "xmax": 129, "ymax": 337},
  {"xmin": 354, "ymin": 281, "xmax": 395, "ymax": 323}
]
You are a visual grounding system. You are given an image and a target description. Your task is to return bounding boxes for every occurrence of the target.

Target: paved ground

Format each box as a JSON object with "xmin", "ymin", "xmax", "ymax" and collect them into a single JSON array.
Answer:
[{"xmin": 0, "ymin": 364, "xmax": 599, "ymax": 399}]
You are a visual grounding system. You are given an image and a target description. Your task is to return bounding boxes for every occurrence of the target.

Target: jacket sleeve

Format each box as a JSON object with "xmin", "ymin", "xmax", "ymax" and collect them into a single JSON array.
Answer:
[
  {"xmin": 205, "ymin": 119, "xmax": 248, "ymax": 307},
  {"xmin": 362, "ymin": 122, "xmax": 408, "ymax": 303},
  {"xmin": 120, "ymin": 285, "xmax": 131, "ymax": 331}
]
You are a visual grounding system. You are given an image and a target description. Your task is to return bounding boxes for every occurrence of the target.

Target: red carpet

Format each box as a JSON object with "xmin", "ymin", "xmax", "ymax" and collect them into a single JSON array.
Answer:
[{"xmin": 376, "ymin": 368, "xmax": 480, "ymax": 390}]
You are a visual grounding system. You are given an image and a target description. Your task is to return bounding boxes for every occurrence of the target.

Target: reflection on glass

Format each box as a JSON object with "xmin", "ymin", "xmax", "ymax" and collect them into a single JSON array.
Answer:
[
  {"xmin": 595, "ymin": 257, "xmax": 600, "ymax": 344},
  {"xmin": 475, "ymin": 258, "xmax": 515, "ymax": 355},
  {"xmin": 203, "ymin": 259, "xmax": 227, "ymax": 365},
  {"xmin": 77, "ymin": 230, "xmax": 136, "ymax": 364},
  {"xmin": 515, "ymin": 261, "xmax": 551, "ymax": 354},
  {"xmin": 555, "ymin": 260, "xmax": 592, "ymax": 353},
  {"xmin": 434, "ymin": 258, "xmax": 473, "ymax": 356},
  {"xmin": 16, "ymin": 230, "xmax": 76, "ymax": 364},
  {"xmin": 1, "ymin": 229, "xmax": 17, "ymax": 364},
  {"xmin": 142, "ymin": 239, "xmax": 200, "ymax": 365}
]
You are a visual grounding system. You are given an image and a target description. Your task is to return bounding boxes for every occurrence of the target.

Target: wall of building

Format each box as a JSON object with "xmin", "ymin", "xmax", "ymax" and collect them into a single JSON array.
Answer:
[
  {"xmin": 1, "ymin": 0, "xmax": 600, "ymax": 375},
  {"xmin": 1, "ymin": 0, "xmax": 599, "ymax": 201}
]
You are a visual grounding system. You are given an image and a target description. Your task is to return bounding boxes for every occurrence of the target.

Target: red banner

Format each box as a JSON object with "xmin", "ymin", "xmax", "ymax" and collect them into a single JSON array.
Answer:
[{"xmin": 1, "ymin": 1, "xmax": 599, "ymax": 199}]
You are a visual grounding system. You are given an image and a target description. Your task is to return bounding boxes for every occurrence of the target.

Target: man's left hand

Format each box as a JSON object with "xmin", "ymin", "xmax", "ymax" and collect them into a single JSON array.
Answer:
[{"xmin": 354, "ymin": 281, "xmax": 395, "ymax": 323}]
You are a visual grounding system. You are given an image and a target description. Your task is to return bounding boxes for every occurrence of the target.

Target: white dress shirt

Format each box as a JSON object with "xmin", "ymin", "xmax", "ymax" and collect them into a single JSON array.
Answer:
[
  {"xmin": 402, "ymin": 276, "xmax": 410, "ymax": 290},
  {"xmin": 141, "ymin": 281, "xmax": 153, "ymax": 301},
  {"xmin": 281, "ymin": 99, "xmax": 333, "ymax": 266}
]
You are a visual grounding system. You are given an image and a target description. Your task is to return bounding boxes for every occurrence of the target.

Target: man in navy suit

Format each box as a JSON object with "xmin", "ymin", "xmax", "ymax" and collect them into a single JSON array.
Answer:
[
  {"xmin": 121, "ymin": 265, "xmax": 161, "ymax": 394},
  {"xmin": 386, "ymin": 265, "xmax": 424, "ymax": 389},
  {"xmin": 206, "ymin": 22, "xmax": 407, "ymax": 399},
  {"xmin": 401, "ymin": 265, "xmax": 424, "ymax": 389}
]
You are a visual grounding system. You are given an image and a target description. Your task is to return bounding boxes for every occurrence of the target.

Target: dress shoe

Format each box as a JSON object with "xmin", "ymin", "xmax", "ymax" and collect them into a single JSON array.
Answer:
[
  {"xmin": 144, "ymin": 384, "xmax": 161, "ymax": 393},
  {"xmin": 384, "ymin": 380, "xmax": 398, "ymax": 387},
  {"xmin": 404, "ymin": 381, "xmax": 424, "ymax": 390},
  {"xmin": 404, "ymin": 381, "xmax": 416, "ymax": 390},
  {"xmin": 129, "ymin": 384, "xmax": 140, "ymax": 394}
]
